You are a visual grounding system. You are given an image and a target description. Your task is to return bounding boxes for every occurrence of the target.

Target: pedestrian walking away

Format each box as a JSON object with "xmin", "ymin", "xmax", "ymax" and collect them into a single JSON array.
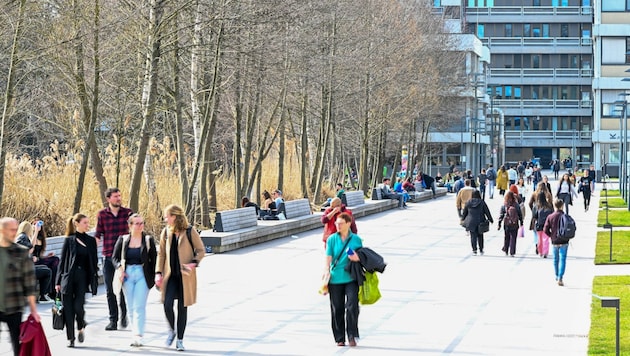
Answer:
[
  {"xmin": 497, "ymin": 191, "xmax": 523, "ymax": 257},
  {"xmin": 485, "ymin": 164, "xmax": 496, "ymax": 199},
  {"xmin": 461, "ymin": 190, "xmax": 493, "ymax": 255},
  {"xmin": 543, "ymin": 199, "xmax": 572, "ymax": 286},
  {"xmin": 96, "ymin": 187, "xmax": 133, "ymax": 331},
  {"xmin": 112, "ymin": 213, "xmax": 157, "ymax": 347},
  {"xmin": 0, "ymin": 217, "xmax": 41, "ymax": 356},
  {"xmin": 55, "ymin": 213, "xmax": 99, "ymax": 348},
  {"xmin": 155, "ymin": 204, "xmax": 206, "ymax": 352},
  {"xmin": 533, "ymin": 192, "xmax": 554, "ymax": 258}
]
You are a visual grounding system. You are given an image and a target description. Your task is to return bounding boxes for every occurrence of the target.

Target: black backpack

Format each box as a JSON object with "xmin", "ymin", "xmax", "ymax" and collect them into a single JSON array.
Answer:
[
  {"xmin": 558, "ymin": 213, "xmax": 576, "ymax": 241},
  {"xmin": 486, "ymin": 169, "xmax": 496, "ymax": 180}
]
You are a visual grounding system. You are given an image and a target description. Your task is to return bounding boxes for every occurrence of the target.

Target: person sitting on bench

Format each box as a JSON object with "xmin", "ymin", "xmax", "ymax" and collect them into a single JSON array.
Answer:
[{"xmin": 380, "ymin": 178, "xmax": 406, "ymax": 208}]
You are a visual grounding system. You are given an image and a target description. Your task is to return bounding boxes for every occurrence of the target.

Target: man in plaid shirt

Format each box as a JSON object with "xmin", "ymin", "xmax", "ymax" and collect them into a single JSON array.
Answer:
[
  {"xmin": 0, "ymin": 217, "xmax": 40, "ymax": 356},
  {"xmin": 96, "ymin": 188, "xmax": 133, "ymax": 331}
]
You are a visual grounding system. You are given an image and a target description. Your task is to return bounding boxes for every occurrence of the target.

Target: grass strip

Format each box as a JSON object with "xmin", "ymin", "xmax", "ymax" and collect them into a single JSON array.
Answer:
[
  {"xmin": 595, "ymin": 230, "xmax": 630, "ymax": 264},
  {"xmin": 589, "ymin": 276, "xmax": 630, "ymax": 355},
  {"xmin": 597, "ymin": 209, "xmax": 630, "ymax": 227}
]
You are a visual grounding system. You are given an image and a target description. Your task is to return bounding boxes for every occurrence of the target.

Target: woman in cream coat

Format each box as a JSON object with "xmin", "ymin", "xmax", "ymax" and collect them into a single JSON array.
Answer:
[{"xmin": 155, "ymin": 204, "xmax": 205, "ymax": 351}]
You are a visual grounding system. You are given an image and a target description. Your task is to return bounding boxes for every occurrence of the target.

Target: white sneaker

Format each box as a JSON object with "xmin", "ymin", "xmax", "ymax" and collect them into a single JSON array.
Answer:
[{"xmin": 39, "ymin": 295, "xmax": 54, "ymax": 304}]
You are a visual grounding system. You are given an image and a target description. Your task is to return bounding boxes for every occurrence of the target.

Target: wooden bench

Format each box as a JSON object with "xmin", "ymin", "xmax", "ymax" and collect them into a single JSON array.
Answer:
[
  {"xmin": 213, "ymin": 207, "xmax": 258, "ymax": 232},
  {"xmin": 283, "ymin": 199, "xmax": 312, "ymax": 218},
  {"xmin": 342, "ymin": 191, "xmax": 365, "ymax": 207}
]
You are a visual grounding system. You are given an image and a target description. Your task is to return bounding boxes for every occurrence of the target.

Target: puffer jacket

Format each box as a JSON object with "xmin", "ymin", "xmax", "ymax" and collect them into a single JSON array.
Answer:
[{"xmin": 462, "ymin": 198, "xmax": 493, "ymax": 232}]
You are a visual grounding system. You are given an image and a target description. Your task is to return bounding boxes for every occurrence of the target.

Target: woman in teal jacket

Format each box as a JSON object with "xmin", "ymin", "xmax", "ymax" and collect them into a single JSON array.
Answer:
[{"xmin": 323, "ymin": 212, "xmax": 363, "ymax": 347}]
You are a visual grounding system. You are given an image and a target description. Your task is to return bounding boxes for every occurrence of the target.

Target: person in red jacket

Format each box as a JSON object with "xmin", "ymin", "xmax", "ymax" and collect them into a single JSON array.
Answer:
[{"xmin": 321, "ymin": 198, "xmax": 357, "ymax": 247}]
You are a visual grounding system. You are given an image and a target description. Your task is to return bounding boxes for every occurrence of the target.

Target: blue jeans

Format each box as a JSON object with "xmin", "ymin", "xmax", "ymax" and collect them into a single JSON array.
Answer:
[
  {"xmin": 553, "ymin": 244, "xmax": 569, "ymax": 281},
  {"xmin": 123, "ymin": 265, "xmax": 149, "ymax": 336}
]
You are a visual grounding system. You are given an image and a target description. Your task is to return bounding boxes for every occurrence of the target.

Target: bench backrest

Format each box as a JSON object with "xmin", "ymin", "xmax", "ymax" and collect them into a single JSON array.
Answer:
[
  {"xmin": 214, "ymin": 207, "xmax": 258, "ymax": 232},
  {"xmin": 343, "ymin": 191, "xmax": 365, "ymax": 207},
  {"xmin": 371, "ymin": 187, "xmax": 384, "ymax": 200},
  {"xmin": 284, "ymin": 199, "xmax": 312, "ymax": 219}
]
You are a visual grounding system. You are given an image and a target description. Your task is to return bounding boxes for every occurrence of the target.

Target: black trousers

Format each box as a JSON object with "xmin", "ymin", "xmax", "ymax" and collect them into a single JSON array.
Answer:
[
  {"xmin": 63, "ymin": 267, "xmax": 88, "ymax": 341},
  {"xmin": 36, "ymin": 255, "xmax": 59, "ymax": 296},
  {"xmin": 0, "ymin": 312, "xmax": 22, "ymax": 356},
  {"xmin": 103, "ymin": 256, "xmax": 127, "ymax": 323},
  {"xmin": 328, "ymin": 281, "xmax": 359, "ymax": 343},
  {"xmin": 164, "ymin": 276, "xmax": 187, "ymax": 339},
  {"xmin": 35, "ymin": 265, "xmax": 52, "ymax": 298},
  {"xmin": 470, "ymin": 230, "xmax": 484, "ymax": 252},
  {"xmin": 582, "ymin": 190, "xmax": 591, "ymax": 209},
  {"xmin": 502, "ymin": 227, "xmax": 518, "ymax": 256}
]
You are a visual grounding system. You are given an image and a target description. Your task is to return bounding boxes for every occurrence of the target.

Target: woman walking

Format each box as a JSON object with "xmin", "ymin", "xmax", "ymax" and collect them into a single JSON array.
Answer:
[
  {"xmin": 461, "ymin": 191, "xmax": 493, "ymax": 255},
  {"xmin": 155, "ymin": 204, "xmax": 205, "ymax": 351},
  {"xmin": 55, "ymin": 213, "xmax": 99, "ymax": 348},
  {"xmin": 324, "ymin": 212, "xmax": 363, "ymax": 347},
  {"xmin": 498, "ymin": 191, "xmax": 523, "ymax": 257},
  {"xmin": 534, "ymin": 192, "xmax": 554, "ymax": 257},
  {"xmin": 556, "ymin": 173, "xmax": 578, "ymax": 214},
  {"xmin": 496, "ymin": 166, "xmax": 508, "ymax": 196},
  {"xmin": 112, "ymin": 214, "xmax": 157, "ymax": 347}
]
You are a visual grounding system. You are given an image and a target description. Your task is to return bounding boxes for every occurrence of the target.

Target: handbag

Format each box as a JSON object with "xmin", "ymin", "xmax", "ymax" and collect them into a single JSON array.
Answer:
[
  {"xmin": 477, "ymin": 220, "xmax": 490, "ymax": 234},
  {"xmin": 52, "ymin": 299, "xmax": 64, "ymax": 330},
  {"xmin": 518, "ymin": 225, "xmax": 525, "ymax": 238},
  {"xmin": 359, "ymin": 271, "xmax": 381, "ymax": 305}
]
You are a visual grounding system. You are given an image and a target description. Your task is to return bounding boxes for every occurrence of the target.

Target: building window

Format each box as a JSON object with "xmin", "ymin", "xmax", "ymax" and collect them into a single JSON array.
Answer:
[
  {"xmin": 627, "ymin": 38, "xmax": 630, "ymax": 63},
  {"xmin": 543, "ymin": 24, "xmax": 550, "ymax": 37},
  {"xmin": 533, "ymin": 26, "xmax": 541, "ymax": 37},
  {"xmin": 561, "ymin": 24, "xmax": 569, "ymax": 37},
  {"xmin": 505, "ymin": 24, "xmax": 512, "ymax": 37},
  {"xmin": 524, "ymin": 24, "xmax": 531, "ymax": 37},
  {"xmin": 552, "ymin": 0, "xmax": 559, "ymax": 5},
  {"xmin": 434, "ymin": 0, "xmax": 441, "ymax": 7},
  {"xmin": 533, "ymin": 0, "xmax": 541, "ymax": 5},
  {"xmin": 561, "ymin": 0, "xmax": 568, "ymax": 6},
  {"xmin": 514, "ymin": 87, "xmax": 522, "ymax": 99},
  {"xmin": 533, "ymin": 55, "xmax": 540, "ymax": 68},
  {"xmin": 602, "ymin": 0, "xmax": 629, "ymax": 11},
  {"xmin": 477, "ymin": 24, "xmax": 484, "ymax": 38}
]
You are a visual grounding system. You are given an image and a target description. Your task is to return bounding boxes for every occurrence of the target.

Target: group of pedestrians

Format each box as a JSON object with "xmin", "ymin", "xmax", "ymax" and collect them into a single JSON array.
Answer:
[
  {"xmin": 0, "ymin": 187, "xmax": 206, "ymax": 356},
  {"xmin": 457, "ymin": 163, "xmax": 592, "ymax": 287}
]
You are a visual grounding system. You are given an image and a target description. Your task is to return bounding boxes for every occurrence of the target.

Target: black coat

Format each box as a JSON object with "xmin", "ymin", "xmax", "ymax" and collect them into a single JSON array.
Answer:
[
  {"xmin": 346, "ymin": 247, "xmax": 387, "ymax": 286},
  {"xmin": 112, "ymin": 233, "xmax": 157, "ymax": 289},
  {"xmin": 56, "ymin": 233, "xmax": 99, "ymax": 295},
  {"xmin": 462, "ymin": 198, "xmax": 493, "ymax": 232}
]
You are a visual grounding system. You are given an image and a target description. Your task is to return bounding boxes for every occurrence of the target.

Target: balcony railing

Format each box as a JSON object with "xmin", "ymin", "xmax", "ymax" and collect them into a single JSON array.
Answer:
[
  {"xmin": 481, "ymin": 37, "xmax": 592, "ymax": 47},
  {"xmin": 505, "ymin": 130, "xmax": 592, "ymax": 141},
  {"xmin": 489, "ymin": 68, "xmax": 592, "ymax": 78},
  {"xmin": 494, "ymin": 99, "xmax": 592, "ymax": 109},
  {"xmin": 465, "ymin": 6, "xmax": 592, "ymax": 16}
]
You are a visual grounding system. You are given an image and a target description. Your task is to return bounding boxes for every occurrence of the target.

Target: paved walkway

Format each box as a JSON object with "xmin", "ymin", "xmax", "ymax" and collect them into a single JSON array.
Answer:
[{"xmin": 0, "ymin": 170, "xmax": 615, "ymax": 355}]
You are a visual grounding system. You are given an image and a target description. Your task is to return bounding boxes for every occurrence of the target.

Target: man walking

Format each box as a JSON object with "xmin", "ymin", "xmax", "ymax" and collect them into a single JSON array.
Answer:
[
  {"xmin": 0, "ymin": 217, "xmax": 41, "ymax": 356},
  {"xmin": 486, "ymin": 164, "xmax": 496, "ymax": 199},
  {"xmin": 456, "ymin": 179, "xmax": 476, "ymax": 218},
  {"xmin": 96, "ymin": 188, "xmax": 133, "ymax": 330},
  {"xmin": 543, "ymin": 199, "xmax": 571, "ymax": 286}
]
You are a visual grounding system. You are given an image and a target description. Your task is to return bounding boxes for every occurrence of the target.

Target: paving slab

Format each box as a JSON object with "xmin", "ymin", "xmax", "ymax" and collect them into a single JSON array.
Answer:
[{"xmin": 0, "ymin": 170, "xmax": 604, "ymax": 355}]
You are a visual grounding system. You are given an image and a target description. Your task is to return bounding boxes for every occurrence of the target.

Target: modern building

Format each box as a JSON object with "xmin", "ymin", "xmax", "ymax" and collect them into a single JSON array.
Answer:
[
  {"xmin": 428, "ymin": 0, "xmax": 492, "ymax": 177},
  {"xmin": 464, "ymin": 1, "xmax": 594, "ymax": 171},
  {"xmin": 592, "ymin": 1, "xmax": 630, "ymax": 179}
]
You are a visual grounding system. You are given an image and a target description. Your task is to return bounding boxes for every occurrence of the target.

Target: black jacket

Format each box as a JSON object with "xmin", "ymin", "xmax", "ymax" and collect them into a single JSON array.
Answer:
[
  {"xmin": 112, "ymin": 233, "xmax": 157, "ymax": 289},
  {"xmin": 462, "ymin": 198, "xmax": 493, "ymax": 232},
  {"xmin": 56, "ymin": 233, "xmax": 99, "ymax": 295},
  {"xmin": 346, "ymin": 247, "xmax": 387, "ymax": 286}
]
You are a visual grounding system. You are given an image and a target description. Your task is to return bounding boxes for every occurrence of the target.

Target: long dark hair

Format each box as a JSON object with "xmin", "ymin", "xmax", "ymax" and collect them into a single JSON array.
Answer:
[{"xmin": 66, "ymin": 213, "xmax": 87, "ymax": 236}]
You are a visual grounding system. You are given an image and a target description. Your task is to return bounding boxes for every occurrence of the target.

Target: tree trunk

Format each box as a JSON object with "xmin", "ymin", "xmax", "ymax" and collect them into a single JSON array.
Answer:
[
  {"xmin": 300, "ymin": 87, "xmax": 309, "ymax": 199},
  {"xmin": 173, "ymin": 11, "xmax": 189, "ymax": 208},
  {"xmin": 128, "ymin": 0, "xmax": 165, "ymax": 213},
  {"xmin": 0, "ymin": 0, "xmax": 26, "ymax": 209},
  {"xmin": 359, "ymin": 72, "xmax": 370, "ymax": 193}
]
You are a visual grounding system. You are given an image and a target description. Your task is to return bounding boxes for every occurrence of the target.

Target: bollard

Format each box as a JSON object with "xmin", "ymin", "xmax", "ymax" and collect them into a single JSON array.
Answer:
[{"xmin": 593, "ymin": 294, "xmax": 620, "ymax": 356}]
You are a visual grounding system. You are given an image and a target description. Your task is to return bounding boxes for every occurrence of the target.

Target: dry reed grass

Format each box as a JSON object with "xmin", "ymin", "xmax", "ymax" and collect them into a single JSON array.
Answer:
[{"xmin": 3, "ymin": 138, "xmax": 336, "ymax": 238}]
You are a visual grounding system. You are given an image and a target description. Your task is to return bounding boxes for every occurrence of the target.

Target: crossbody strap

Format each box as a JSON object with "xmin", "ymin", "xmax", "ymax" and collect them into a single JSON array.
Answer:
[{"xmin": 331, "ymin": 235, "xmax": 352, "ymax": 270}]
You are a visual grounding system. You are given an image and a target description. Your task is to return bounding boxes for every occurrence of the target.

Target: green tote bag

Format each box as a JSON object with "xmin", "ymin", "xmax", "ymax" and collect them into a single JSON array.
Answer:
[{"xmin": 359, "ymin": 271, "xmax": 381, "ymax": 305}]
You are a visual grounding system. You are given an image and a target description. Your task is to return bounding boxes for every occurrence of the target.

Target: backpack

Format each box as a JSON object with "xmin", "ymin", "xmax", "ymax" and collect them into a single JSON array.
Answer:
[
  {"xmin": 504, "ymin": 204, "xmax": 519, "ymax": 228},
  {"xmin": 535, "ymin": 208, "xmax": 552, "ymax": 231},
  {"xmin": 558, "ymin": 213, "xmax": 576, "ymax": 240},
  {"xmin": 486, "ymin": 169, "xmax": 496, "ymax": 180}
]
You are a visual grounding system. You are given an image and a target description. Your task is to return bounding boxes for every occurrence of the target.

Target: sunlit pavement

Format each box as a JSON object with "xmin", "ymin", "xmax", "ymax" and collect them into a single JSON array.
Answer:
[{"xmin": 1, "ymin": 170, "xmax": 600, "ymax": 355}]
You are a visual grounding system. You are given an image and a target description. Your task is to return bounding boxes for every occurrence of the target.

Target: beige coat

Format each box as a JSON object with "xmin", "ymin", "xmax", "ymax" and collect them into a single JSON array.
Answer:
[{"xmin": 157, "ymin": 227, "xmax": 206, "ymax": 307}]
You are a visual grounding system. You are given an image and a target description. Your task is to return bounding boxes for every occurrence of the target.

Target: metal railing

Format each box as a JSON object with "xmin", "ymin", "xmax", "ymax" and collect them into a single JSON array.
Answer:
[
  {"xmin": 481, "ymin": 37, "xmax": 592, "ymax": 47},
  {"xmin": 505, "ymin": 130, "xmax": 592, "ymax": 141},
  {"xmin": 489, "ymin": 68, "xmax": 592, "ymax": 78},
  {"xmin": 493, "ymin": 99, "xmax": 592, "ymax": 109},
  {"xmin": 465, "ymin": 6, "xmax": 592, "ymax": 16}
]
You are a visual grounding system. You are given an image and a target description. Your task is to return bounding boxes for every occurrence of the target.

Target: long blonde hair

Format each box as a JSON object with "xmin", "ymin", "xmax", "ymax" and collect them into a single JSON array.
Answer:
[
  {"xmin": 164, "ymin": 204, "xmax": 189, "ymax": 233},
  {"xmin": 65, "ymin": 213, "xmax": 87, "ymax": 236},
  {"xmin": 17, "ymin": 221, "xmax": 32, "ymax": 237}
]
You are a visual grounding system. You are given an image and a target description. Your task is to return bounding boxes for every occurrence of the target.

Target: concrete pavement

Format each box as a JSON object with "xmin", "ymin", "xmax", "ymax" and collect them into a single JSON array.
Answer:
[{"xmin": 0, "ymin": 171, "xmax": 608, "ymax": 355}]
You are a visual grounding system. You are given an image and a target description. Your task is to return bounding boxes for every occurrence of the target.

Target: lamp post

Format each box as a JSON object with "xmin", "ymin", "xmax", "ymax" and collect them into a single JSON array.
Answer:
[{"xmin": 614, "ymin": 98, "xmax": 627, "ymax": 201}]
